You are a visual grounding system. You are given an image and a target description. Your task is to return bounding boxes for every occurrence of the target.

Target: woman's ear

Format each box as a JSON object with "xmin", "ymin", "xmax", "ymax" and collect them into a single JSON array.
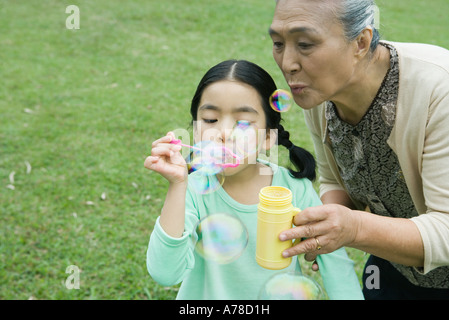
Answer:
[{"xmin": 354, "ymin": 27, "xmax": 373, "ymax": 60}]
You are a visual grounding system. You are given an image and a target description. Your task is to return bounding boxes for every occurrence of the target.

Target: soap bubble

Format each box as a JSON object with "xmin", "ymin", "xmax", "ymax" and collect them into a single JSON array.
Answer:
[
  {"xmin": 189, "ymin": 141, "xmax": 224, "ymax": 174},
  {"xmin": 269, "ymin": 89, "xmax": 293, "ymax": 113},
  {"xmin": 230, "ymin": 120, "xmax": 259, "ymax": 160},
  {"xmin": 189, "ymin": 141, "xmax": 239, "ymax": 171},
  {"xmin": 259, "ymin": 271, "xmax": 323, "ymax": 300},
  {"xmin": 189, "ymin": 171, "xmax": 225, "ymax": 195},
  {"xmin": 194, "ymin": 212, "xmax": 249, "ymax": 264},
  {"xmin": 187, "ymin": 141, "xmax": 227, "ymax": 194}
]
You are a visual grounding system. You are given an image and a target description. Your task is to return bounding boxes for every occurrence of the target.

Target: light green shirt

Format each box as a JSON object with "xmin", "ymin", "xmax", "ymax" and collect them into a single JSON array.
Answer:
[{"xmin": 147, "ymin": 161, "xmax": 363, "ymax": 299}]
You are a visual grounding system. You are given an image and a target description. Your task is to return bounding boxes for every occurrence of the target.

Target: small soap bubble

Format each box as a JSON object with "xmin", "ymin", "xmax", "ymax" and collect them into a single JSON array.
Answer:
[
  {"xmin": 269, "ymin": 89, "xmax": 293, "ymax": 112},
  {"xmin": 230, "ymin": 120, "xmax": 259, "ymax": 160},
  {"xmin": 258, "ymin": 271, "xmax": 323, "ymax": 300},
  {"xmin": 193, "ymin": 212, "xmax": 249, "ymax": 264}
]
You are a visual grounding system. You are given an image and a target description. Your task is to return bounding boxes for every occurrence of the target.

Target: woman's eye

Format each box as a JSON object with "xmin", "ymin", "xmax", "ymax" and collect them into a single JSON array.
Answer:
[
  {"xmin": 273, "ymin": 41, "xmax": 284, "ymax": 50},
  {"xmin": 203, "ymin": 119, "xmax": 217, "ymax": 124},
  {"xmin": 298, "ymin": 42, "xmax": 313, "ymax": 49}
]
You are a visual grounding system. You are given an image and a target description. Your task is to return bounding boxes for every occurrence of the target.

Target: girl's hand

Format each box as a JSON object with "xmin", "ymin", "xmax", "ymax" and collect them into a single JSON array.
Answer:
[{"xmin": 144, "ymin": 132, "xmax": 188, "ymax": 184}]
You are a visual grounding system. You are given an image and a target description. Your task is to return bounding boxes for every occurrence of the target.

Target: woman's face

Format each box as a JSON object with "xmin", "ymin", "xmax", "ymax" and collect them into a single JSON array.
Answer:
[
  {"xmin": 270, "ymin": 0, "xmax": 359, "ymax": 109},
  {"xmin": 195, "ymin": 80, "xmax": 270, "ymax": 175}
]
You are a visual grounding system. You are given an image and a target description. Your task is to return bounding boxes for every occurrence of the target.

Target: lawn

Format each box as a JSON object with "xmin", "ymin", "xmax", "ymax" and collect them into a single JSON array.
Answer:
[{"xmin": 1, "ymin": 0, "xmax": 448, "ymax": 300}]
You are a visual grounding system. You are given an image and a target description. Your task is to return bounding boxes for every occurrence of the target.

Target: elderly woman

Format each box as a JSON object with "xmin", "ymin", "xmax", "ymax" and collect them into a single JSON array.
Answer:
[{"xmin": 270, "ymin": 0, "xmax": 449, "ymax": 299}]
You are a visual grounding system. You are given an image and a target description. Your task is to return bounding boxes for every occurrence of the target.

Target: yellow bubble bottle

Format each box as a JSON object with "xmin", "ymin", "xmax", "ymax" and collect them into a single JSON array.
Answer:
[{"xmin": 256, "ymin": 186, "xmax": 301, "ymax": 270}]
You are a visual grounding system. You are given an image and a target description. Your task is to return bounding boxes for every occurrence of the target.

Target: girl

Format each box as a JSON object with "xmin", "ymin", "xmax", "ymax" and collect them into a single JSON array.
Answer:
[{"xmin": 145, "ymin": 60, "xmax": 363, "ymax": 299}]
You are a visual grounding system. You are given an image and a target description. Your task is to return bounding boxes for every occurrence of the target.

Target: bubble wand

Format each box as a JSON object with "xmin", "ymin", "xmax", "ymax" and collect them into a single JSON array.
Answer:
[{"xmin": 170, "ymin": 139, "xmax": 240, "ymax": 168}]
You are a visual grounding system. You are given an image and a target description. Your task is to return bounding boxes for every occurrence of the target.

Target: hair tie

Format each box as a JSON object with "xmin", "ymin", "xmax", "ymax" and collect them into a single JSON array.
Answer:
[{"xmin": 287, "ymin": 143, "xmax": 295, "ymax": 151}]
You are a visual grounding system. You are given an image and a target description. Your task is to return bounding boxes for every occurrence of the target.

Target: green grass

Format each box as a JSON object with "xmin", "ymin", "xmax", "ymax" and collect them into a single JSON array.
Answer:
[{"xmin": 1, "ymin": 0, "xmax": 448, "ymax": 300}]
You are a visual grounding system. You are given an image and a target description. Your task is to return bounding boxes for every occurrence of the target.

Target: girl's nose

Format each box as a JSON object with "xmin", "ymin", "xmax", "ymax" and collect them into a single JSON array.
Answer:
[
  {"xmin": 213, "ymin": 118, "xmax": 236, "ymax": 146},
  {"xmin": 218, "ymin": 123, "xmax": 233, "ymax": 143},
  {"xmin": 201, "ymin": 122, "xmax": 233, "ymax": 144}
]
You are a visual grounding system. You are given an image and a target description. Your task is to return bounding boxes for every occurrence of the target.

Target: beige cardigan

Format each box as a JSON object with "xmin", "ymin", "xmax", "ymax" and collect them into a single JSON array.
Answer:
[{"xmin": 303, "ymin": 41, "xmax": 449, "ymax": 274}]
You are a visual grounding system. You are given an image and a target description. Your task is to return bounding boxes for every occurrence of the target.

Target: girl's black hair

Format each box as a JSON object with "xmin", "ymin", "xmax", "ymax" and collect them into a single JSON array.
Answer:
[{"xmin": 190, "ymin": 59, "xmax": 316, "ymax": 181}]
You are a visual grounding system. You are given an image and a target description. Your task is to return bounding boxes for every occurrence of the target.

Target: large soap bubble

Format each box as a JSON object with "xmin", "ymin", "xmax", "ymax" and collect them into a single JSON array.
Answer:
[
  {"xmin": 259, "ymin": 271, "xmax": 323, "ymax": 300},
  {"xmin": 193, "ymin": 212, "xmax": 249, "ymax": 264}
]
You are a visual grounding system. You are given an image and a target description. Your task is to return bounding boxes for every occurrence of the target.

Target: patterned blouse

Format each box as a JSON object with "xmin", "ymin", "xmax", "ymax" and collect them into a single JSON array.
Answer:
[{"xmin": 325, "ymin": 43, "xmax": 449, "ymax": 288}]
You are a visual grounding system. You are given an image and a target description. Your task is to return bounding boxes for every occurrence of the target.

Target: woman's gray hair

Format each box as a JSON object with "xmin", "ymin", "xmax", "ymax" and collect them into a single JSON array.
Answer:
[
  {"xmin": 274, "ymin": 0, "xmax": 381, "ymax": 53},
  {"xmin": 337, "ymin": 0, "xmax": 380, "ymax": 52}
]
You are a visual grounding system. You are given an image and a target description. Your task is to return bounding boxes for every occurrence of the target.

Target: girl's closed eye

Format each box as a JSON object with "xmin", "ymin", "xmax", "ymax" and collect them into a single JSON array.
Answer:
[{"xmin": 203, "ymin": 118, "xmax": 218, "ymax": 124}]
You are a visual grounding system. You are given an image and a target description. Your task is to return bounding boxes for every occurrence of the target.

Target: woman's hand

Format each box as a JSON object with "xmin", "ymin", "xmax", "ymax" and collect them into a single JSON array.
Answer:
[
  {"xmin": 144, "ymin": 132, "xmax": 188, "ymax": 184},
  {"xmin": 280, "ymin": 204, "xmax": 361, "ymax": 262}
]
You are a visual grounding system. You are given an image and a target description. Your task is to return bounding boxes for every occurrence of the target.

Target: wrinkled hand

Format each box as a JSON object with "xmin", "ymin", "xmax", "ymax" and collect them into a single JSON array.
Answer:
[
  {"xmin": 280, "ymin": 204, "xmax": 361, "ymax": 263},
  {"xmin": 144, "ymin": 132, "xmax": 188, "ymax": 184}
]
